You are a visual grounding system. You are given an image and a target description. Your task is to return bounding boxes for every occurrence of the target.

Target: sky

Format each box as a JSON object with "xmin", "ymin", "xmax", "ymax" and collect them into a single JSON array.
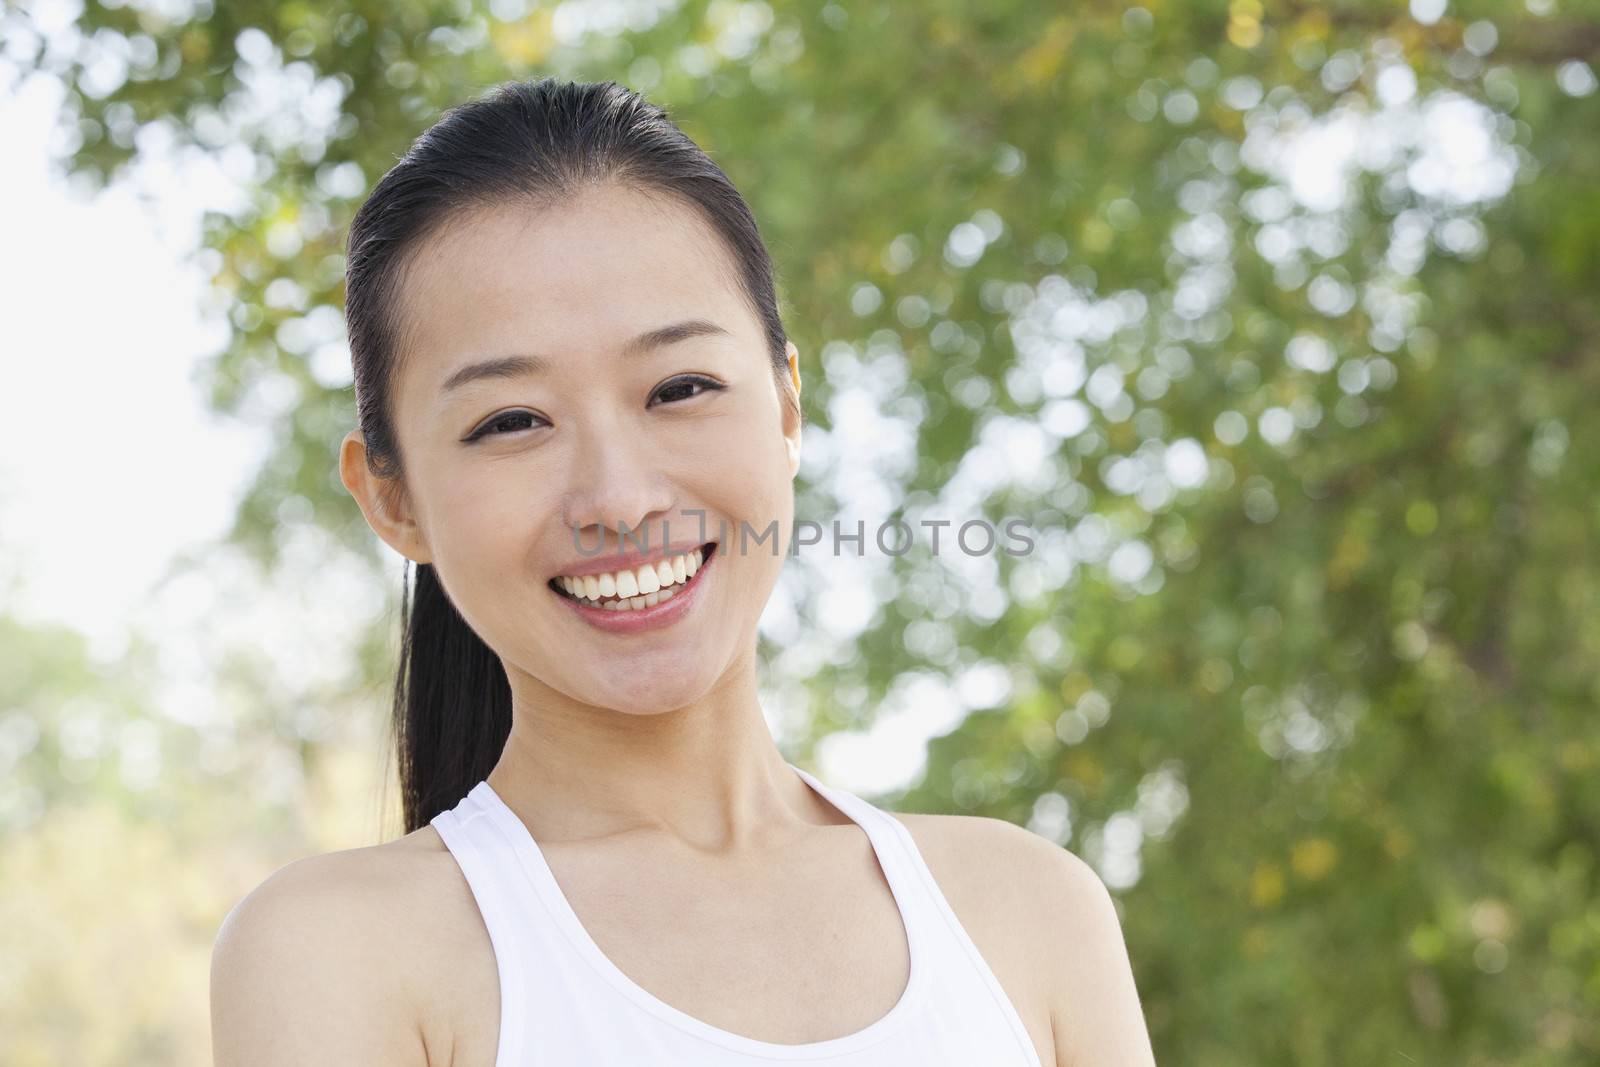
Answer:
[{"xmin": 0, "ymin": 70, "xmax": 265, "ymax": 663}]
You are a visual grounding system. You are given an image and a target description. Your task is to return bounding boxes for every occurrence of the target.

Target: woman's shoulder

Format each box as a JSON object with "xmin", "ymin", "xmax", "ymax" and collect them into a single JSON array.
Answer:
[
  {"xmin": 224, "ymin": 823, "xmax": 485, "ymax": 981},
  {"xmin": 210, "ymin": 826, "xmax": 479, "ymax": 1066},
  {"xmin": 886, "ymin": 810, "xmax": 1121, "ymax": 1061},
  {"xmin": 888, "ymin": 808, "xmax": 1096, "ymax": 897},
  {"xmin": 225, "ymin": 824, "xmax": 461, "ymax": 925},
  {"xmin": 889, "ymin": 810, "xmax": 1153, "ymax": 1067},
  {"xmin": 887, "ymin": 808, "xmax": 1114, "ymax": 973}
]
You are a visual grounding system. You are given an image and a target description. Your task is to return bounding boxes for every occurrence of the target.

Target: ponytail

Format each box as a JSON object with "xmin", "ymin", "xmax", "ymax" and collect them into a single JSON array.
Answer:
[{"xmin": 390, "ymin": 561, "xmax": 512, "ymax": 833}]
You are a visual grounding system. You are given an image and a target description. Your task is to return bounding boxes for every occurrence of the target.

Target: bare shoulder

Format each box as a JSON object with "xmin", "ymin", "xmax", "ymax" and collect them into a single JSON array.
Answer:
[
  {"xmin": 888, "ymin": 808, "xmax": 1089, "ymax": 887},
  {"xmin": 210, "ymin": 827, "xmax": 473, "ymax": 1067},
  {"xmin": 888, "ymin": 811, "xmax": 1157, "ymax": 1067},
  {"xmin": 886, "ymin": 808, "xmax": 1103, "ymax": 932}
]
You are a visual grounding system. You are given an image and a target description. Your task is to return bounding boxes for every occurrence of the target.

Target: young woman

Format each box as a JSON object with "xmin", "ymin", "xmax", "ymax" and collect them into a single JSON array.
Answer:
[{"xmin": 210, "ymin": 77, "xmax": 1156, "ymax": 1067}]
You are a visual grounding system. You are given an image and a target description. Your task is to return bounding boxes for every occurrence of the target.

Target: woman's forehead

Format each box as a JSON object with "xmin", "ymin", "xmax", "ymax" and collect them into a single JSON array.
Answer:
[
  {"xmin": 393, "ymin": 188, "xmax": 753, "ymax": 397},
  {"xmin": 411, "ymin": 187, "xmax": 732, "ymax": 309}
]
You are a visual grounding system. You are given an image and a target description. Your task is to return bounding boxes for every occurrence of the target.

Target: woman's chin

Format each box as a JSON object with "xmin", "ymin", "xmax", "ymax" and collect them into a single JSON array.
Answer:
[{"xmin": 588, "ymin": 673, "xmax": 718, "ymax": 717}]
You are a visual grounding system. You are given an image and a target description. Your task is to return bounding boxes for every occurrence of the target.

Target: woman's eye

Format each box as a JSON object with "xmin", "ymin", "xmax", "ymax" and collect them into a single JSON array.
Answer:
[
  {"xmin": 466, "ymin": 378, "xmax": 721, "ymax": 442},
  {"xmin": 652, "ymin": 375, "xmax": 724, "ymax": 406},
  {"xmin": 465, "ymin": 410, "xmax": 544, "ymax": 442}
]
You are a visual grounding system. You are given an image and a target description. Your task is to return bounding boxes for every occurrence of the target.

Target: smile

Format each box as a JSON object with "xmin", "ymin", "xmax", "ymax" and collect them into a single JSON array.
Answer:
[{"xmin": 548, "ymin": 542, "xmax": 718, "ymax": 612}]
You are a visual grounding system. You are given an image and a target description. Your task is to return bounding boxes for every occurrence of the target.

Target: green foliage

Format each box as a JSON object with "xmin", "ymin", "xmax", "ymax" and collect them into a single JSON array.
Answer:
[{"xmin": 10, "ymin": 0, "xmax": 1600, "ymax": 1061}]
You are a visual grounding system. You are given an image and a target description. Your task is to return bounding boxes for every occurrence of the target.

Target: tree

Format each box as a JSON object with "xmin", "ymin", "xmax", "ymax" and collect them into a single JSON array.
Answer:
[{"xmin": 11, "ymin": 0, "xmax": 1599, "ymax": 1060}]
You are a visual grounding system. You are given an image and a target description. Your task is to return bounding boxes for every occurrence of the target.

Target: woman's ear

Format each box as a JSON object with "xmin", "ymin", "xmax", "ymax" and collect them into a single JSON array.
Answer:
[
  {"xmin": 338, "ymin": 430, "xmax": 434, "ymax": 564},
  {"xmin": 783, "ymin": 340, "xmax": 803, "ymax": 477}
]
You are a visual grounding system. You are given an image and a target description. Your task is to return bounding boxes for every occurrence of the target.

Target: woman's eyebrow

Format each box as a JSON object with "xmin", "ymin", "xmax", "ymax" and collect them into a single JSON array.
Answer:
[
  {"xmin": 621, "ymin": 317, "xmax": 732, "ymax": 359},
  {"xmin": 436, "ymin": 317, "xmax": 732, "ymax": 398}
]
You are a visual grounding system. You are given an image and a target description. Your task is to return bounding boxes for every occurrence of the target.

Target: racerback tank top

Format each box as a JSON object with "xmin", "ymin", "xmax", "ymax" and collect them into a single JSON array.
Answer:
[{"xmin": 429, "ymin": 761, "xmax": 1045, "ymax": 1065}]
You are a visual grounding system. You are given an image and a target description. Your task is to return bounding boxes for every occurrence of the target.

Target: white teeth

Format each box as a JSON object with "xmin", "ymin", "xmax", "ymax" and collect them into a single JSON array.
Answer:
[
  {"xmin": 598, "ymin": 585, "xmax": 680, "ymax": 612},
  {"xmin": 557, "ymin": 546, "xmax": 708, "ymax": 609},
  {"xmin": 635, "ymin": 564, "xmax": 661, "ymax": 596}
]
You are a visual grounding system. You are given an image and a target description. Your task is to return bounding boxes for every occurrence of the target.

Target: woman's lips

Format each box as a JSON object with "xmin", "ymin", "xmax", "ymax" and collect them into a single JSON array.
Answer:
[{"xmin": 550, "ymin": 542, "xmax": 717, "ymax": 634}]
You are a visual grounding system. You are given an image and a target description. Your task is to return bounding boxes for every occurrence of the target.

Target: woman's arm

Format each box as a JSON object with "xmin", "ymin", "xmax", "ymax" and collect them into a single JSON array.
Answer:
[
  {"xmin": 210, "ymin": 856, "xmax": 431, "ymax": 1066},
  {"xmin": 1038, "ymin": 846, "xmax": 1159, "ymax": 1067}
]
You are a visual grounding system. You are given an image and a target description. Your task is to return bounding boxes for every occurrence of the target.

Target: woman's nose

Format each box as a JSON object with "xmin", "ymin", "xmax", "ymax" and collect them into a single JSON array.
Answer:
[{"xmin": 559, "ymin": 423, "xmax": 678, "ymax": 546}]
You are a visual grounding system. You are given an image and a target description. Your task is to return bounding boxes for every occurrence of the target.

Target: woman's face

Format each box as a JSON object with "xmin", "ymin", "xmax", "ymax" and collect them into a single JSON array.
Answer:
[{"xmin": 345, "ymin": 183, "xmax": 801, "ymax": 716}]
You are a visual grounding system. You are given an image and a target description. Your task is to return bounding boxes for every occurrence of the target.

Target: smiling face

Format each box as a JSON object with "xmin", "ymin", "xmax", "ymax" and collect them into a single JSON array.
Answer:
[{"xmin": 343, "ymin": 182, "xmax": 802, "ymax": 716}]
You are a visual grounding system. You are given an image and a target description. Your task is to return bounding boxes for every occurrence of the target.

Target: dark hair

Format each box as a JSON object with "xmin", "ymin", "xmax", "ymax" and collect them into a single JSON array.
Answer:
[{"xmin": 344, "ymin": 78, "xmax": 800, "ymax": 835}]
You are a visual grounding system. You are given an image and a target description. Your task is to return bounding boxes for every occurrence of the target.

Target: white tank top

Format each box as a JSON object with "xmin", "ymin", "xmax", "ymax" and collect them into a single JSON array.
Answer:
[{"xmin": 429, "ymin": 761, "xmax": 1044, "ymax": 1065}]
